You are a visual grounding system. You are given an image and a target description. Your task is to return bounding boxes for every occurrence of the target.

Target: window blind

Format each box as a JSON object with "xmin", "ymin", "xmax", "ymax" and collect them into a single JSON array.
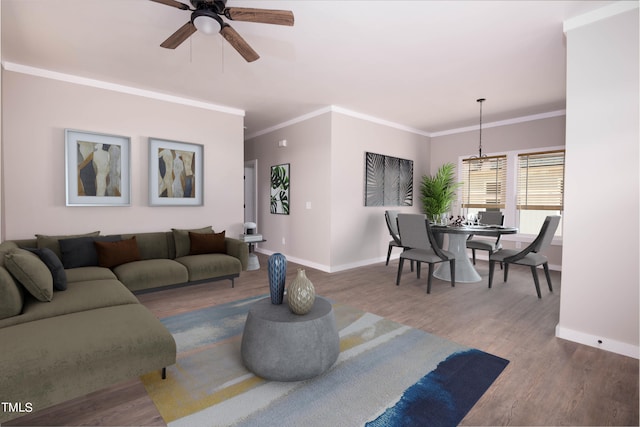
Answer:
[
  {"xmin": 461, "ymin": 155, "xmax": 507, "ymax": 209},
  {"xmin": 517, "ymin": 150, "xmax": 565, "ymax": 210}
]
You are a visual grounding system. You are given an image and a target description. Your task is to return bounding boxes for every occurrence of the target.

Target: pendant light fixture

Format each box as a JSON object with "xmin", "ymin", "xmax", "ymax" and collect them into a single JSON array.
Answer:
[{"xmin": 470, "ymin": 98, "xmax": 487, "ymax": 159}]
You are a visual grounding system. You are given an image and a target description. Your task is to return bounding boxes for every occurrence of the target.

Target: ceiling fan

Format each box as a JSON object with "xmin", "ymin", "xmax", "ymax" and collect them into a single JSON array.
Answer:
[{"xmin": 150, "ymin": 0, "xmax": 294, "ymax": 62}]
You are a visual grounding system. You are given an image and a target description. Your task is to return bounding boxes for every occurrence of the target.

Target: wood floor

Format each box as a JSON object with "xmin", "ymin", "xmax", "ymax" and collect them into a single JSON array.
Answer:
[{"xmin": 8, "ymin": 254, "xmax": 639, "ymax": 426}]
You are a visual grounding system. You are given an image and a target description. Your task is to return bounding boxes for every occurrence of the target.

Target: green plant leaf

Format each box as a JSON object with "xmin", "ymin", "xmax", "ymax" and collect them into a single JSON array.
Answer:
[{"xmin": 420, "ymin": 162, "xmax": 462, "ymax": 217}]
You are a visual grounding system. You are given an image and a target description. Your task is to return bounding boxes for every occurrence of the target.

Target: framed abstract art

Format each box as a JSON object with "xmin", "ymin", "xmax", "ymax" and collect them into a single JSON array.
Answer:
[
  {"xmin": 364, "ymin": 152, "xmax": 413, "ymax": 207},
  {"xmin": 65, "ymin": 129, "xmax": 131, "ymax": 206},
  {"xmin": 149, "ymin": 138, "xmax": 203, "ymax": 206}
]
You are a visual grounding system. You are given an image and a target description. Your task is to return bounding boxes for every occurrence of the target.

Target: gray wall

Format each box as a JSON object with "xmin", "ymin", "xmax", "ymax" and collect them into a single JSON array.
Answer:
[{"xmin": 245, "ymin": 109, "xmax": 429, "ymax": 272}]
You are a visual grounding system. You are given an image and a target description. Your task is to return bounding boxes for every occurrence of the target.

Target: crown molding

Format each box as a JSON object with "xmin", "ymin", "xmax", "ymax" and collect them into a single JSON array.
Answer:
[
  {"xmin": 430, "ymin": 110, "xmax": 566, "ymax": 137},
  {"xmin": 247, "ymin": 105, "xmax": 567, "ymax": 141},
  {"xmin": 244, "ymin": 106, "xmax": 333, "ymax": 140},
  {"xmin": 245, "ymin": 105, "xmax": 430, "ymax": 140},
  {"xmin": 2, "ymin": 62, "xmax": 245, "ymax": 117},
  {"xmin": 329, "ymin": 106, "xmax": 431, "ymax": 137},
  {"xmin": 563, "ymin": 1, "xmax": 639, "ymax": 33}
]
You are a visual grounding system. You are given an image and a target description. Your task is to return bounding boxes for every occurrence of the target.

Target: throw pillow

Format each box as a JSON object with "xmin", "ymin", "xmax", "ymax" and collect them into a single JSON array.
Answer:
[
  {"xmin": 0, "ymin": 267, "xmax": 24, "ymax": 319},
  {"xmin": 26, "ymin": 248, "xmax": 67, "ymax": 291},
  {"xmin": 59, "ymin": 235, "xmax": 122, "ymax": 269},
  {"xmin": 0, "ymin": 241, "xmax": 23, "ymax": 319},
  {"xmin": 94, "ymin": 237, "xmax": 141, "ymax": 268},
  {"xmin": 35, "ymin": 231, "xmax": 100, "ymax": 260},
  {"xmin": 4, "ymin": 248, "xmax": 53, "ymax": 302},
  {"xmin": 189, "ymin": 231, "xmax": 226, "ymax": 255},
  {"xmin": 172, "ymin": 226, "xmax": 213, "ymax": 258}
]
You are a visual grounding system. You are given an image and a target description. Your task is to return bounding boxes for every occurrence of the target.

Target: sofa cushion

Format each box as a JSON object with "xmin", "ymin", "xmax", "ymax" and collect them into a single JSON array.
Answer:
[
  {"xmin": 35, "ymin": 231, "xmax": 100, "ymax": 260},
  {"xmin": 59, "ymin": 236, "xmax": 122, "ymax": 269},
  {"xmin": 0, "ymin": 304, "xmax": 176, "ymax": 420},
  {"xmin": 0, "ymin": 267, "xmax": 24, "ymax": 320},
  {"xmin": 0, "ymin": 279, "xmax": 139, "ymax": 329},
  {"xmin": 95, "ymin": 237, "xmax": 141, "ymax": 268},
  {"xmin": 26, "ymin": 248, "xmax": 67, "ymax": 291},
  {"xmin": 0, "ymin": 242, "xmax": 23, "ymax": 320},
  {"xmin": 172, "ymin": 226, "xmax": 213, "ymax": 258},
  {"xmin": 121, "ymin": 232, "xmax": 172, "ymax": 260},
  {"xmin": 65, "ymin": 266, "xmax": 117, "ymax": 283},
  {"xmin": 175, "ymin": 253, "xmax": 242, "ymax": 282},
  {"xmin": 189, "ymin": 231, "xmax": 226, "ymax": 255},
  {"xmin": 4, "ymin": 248, "xmax": 53, "ymax": 302},
  {"xmin": 113, "ymin": 259, "xmax": 189, "ymax": 292}
]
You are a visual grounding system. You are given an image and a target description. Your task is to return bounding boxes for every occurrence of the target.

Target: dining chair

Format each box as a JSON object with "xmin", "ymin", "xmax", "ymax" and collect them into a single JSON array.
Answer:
[
  {"xmin": 488, "ymin": 215, "xmax": 561, "ymax": 298},
  {"xmin": 385, "ymin": 210, "xmax": 415, "ymax": 272},
  {"xmin": 396, "ymin": 213, "xmax": 455, "ymax": 294},
  {"xmin": 384, "ymin": 210, "xmax": 402, "ymax": 265},
  {"xmin": 467, "ymin": 210, "xmax": 505, "ymax": 266}
]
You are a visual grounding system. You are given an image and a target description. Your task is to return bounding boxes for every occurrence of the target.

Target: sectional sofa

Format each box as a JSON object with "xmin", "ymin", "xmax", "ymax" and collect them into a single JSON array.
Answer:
[{"xmin": 0, "ymin": 227, "xmax": 248, "ymax": 423}]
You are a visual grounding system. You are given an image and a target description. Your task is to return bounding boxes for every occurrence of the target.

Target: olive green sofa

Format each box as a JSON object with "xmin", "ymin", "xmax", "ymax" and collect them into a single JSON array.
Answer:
[{"xmin": 0, "ymin": 228, "xmax": 248, "ymax": 423}]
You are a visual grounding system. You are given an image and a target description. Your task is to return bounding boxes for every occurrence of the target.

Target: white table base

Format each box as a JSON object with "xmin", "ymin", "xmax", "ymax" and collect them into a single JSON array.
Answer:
[
  {"xmin": 247, "ymin": 253, "xmax": 260, "ymax": 271},
  {"xmin": 433, "ymin": 233, "xmax": 482, "ymax": 283}
]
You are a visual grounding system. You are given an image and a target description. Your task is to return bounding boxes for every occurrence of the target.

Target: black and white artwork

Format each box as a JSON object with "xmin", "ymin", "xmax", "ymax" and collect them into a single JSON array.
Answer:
[{"xmin": 365, "ymin": 152, "xmax": 413, "ymax": 206}]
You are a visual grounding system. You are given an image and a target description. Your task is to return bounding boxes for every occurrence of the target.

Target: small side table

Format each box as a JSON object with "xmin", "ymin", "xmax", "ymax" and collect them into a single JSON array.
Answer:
[
  {"xmin": 244, "ymin": 239, "xmax": 266, "ymax": 271},
  {"xmin": 240, "ymin": 296, "xmax": 340, "ymax": 381}
]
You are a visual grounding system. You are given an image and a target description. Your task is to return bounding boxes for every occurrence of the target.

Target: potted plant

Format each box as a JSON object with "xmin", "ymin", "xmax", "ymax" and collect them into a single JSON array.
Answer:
[{"xmin": 420, "ymin": 162, "xmax": 462, "ymax": 225}]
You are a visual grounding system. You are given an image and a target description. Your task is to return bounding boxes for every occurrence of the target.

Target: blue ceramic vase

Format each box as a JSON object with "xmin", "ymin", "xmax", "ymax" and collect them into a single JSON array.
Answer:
[{"xmin": 267, "ymin": 253, "xmax": 287, "ymax": 304}]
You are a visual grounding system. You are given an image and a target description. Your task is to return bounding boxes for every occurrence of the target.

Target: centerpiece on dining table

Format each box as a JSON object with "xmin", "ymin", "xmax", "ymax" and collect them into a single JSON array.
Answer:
[{"xmin": 449, "ymin": 215, "xmax": 467, "ymax": 227}]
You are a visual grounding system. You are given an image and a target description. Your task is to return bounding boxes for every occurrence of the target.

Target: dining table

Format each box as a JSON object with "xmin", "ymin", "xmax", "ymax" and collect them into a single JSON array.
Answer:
[{"xmin": 430, "ymin": 224, "xmax": 518, "ymax": 283}]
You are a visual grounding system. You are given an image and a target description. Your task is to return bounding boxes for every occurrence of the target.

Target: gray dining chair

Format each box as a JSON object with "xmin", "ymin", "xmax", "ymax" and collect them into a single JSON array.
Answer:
[
  {"xmin": 488, "ymin": 215, "xmax": 561, "ymax": 298},
  {"xmin": 385, "ymin": 210, "xmax": 415, "ymax": 271},
  {"xmin": 396, "ymin": 213, "xmax": 455, "ymax": 294},
  {"xmin": 467, "ymin": 211, "xmax": 505, "ymax": 266},
  {"xmin": 384, "ymin": 210, "xmax": 402, "ymax": 265}
]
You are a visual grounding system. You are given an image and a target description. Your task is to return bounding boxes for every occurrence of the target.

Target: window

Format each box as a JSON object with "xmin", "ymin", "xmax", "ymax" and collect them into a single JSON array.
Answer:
[
  {"xmin": 458, "ymin": 147, "xmax": 564, "ymax": 240},
  {"xmin": 517, "ymin": 150, "xmax": 565, "ymax": 236},
  {"xmin": 461, "ymin": 155, "xmax": 507, "ymax": 217}
]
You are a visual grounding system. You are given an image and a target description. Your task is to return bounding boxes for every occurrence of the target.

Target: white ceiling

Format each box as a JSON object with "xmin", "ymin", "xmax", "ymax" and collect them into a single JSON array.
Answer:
[{"xmin": 1, "ymin": 0, "xmax": 614, "ymax": 137}]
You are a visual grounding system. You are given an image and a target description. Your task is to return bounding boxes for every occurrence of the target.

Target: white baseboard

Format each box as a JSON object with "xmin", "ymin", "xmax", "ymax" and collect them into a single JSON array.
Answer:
[
  {"xmin": 255, "ymin": 248, "xmax": 390, "ymax": 273},
  {"xmin": 255, "ymin": 249, "xmax": 561, "ymax": 273},
  {"xmin": 255, "ymin": 248, "xmax": 332, "ymax": 272},
  {"xmin": 555, "ymin": 325, "xmax": 639, "ymax": 359}
]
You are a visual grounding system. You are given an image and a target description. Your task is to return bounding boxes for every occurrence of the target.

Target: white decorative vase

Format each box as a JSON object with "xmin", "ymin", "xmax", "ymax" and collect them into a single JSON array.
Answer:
[{"xmin": 287, "ymin": 269, "xmax": 316, "ymax": 315}]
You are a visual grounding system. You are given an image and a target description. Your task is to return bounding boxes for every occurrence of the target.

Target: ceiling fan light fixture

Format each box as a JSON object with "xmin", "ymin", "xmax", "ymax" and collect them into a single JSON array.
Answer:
[{"xmin": 192, "ymin": 10, "xmax": 222, "ymax": 34}]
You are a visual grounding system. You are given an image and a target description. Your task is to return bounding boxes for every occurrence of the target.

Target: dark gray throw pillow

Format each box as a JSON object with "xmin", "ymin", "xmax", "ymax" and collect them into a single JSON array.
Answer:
[
  {"xmin": 26, "ymin": 247, "xmax": 67, "ymax": 291},
  {"xmin": 59, "ymin": 235, "xmax": 122, "ymax": 269}
]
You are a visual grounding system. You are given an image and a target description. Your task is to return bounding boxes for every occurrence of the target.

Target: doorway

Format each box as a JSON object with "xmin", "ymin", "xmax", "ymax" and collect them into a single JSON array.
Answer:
[{"xmin": 244, "ymin": 160, "xmax": 258, "ymax": 225}]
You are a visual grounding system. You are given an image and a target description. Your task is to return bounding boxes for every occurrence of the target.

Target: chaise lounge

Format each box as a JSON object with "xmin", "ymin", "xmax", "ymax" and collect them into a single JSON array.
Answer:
[{"xmin": 0, "ymin": 227, "xmax": 248, "ymax": 423}]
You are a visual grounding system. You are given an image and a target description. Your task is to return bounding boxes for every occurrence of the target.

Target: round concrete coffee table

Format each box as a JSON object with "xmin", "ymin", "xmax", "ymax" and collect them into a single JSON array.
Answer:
[{"xmin": 240, "ymin": 296, "xmax": 339, "ymax": 381}]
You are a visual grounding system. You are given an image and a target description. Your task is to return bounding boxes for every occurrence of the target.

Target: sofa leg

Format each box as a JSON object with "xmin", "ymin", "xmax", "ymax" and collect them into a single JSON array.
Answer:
[
  {"xmin": 231, "ymin": 278, "xmax": 235, "ymax": 288},
  {"xmin": 162, "ymin": 367, "xmax": 167, "ymax": 380}
]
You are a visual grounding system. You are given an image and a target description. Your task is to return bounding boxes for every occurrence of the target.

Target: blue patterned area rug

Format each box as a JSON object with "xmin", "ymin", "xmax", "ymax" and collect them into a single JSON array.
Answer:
[{"xmin": 141, "ymin": 295, "xmax": 508, "ymax": 427}]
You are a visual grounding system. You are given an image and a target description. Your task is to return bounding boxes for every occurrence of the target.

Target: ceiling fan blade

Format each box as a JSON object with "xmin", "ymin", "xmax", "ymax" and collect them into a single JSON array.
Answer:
[
  {"xmin": 160, "ymin": 21, "xmax": 197, "ymax": 49},
  {"xmin": 220, "ymin": 24, "xmax": 260, "ymax": 62},
  {"xmin": 149, "ymin": 0, "xmax": 190, "ymax": 11},
  {"xmin": 224, "ymin": 7, "xmax": 294, "ymax": 26}
]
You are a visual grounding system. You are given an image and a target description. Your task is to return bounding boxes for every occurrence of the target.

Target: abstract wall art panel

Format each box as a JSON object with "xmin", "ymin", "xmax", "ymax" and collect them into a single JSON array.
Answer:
[
  {"xmin": 149, "ymin": 138, "xmax": 203, "ymax": 206},
  {"xmin": 65, "ymin": 129, "xmax": 131, "ymax": 206},
  {"xmin": 365, "ymin": 152, "xmax": 413, "ymax": 207}
]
